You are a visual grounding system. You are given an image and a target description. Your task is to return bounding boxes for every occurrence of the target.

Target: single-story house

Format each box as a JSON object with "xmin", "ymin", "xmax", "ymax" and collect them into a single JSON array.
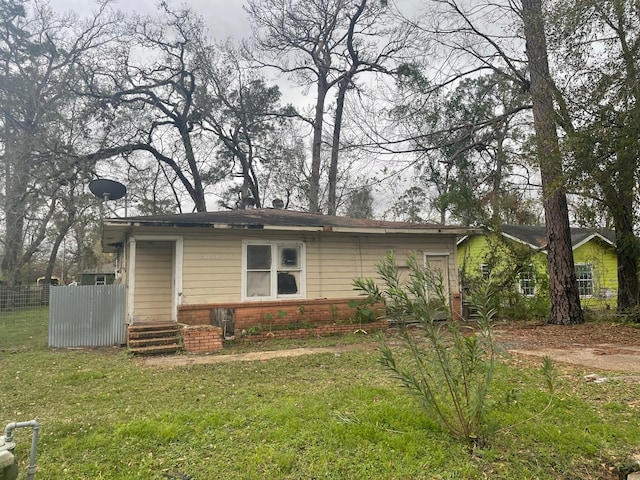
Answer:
[
  {"xmin": 76, "ymin": 265, "xmax": 116, "ymax": 286},
  {"xmin": 457, "ymin": 224, "xmax": 617, "ymax": 309},
  {"xmin": 101, "ymin": 208, "xmax": 474, "ymax": 350}
]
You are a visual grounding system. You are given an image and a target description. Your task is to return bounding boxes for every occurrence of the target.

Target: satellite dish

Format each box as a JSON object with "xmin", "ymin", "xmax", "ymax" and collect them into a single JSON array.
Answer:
[{"xmin": 89, "ymin": 179, "xmax": 127, "ymax": 201}]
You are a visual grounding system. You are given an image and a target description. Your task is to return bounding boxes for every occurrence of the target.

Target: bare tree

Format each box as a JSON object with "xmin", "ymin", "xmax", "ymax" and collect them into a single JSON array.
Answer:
[
  {"xmin": 196, "ymin": 43, "xmax": 299, "ymax": 209},
  {"xmin": 246, "ymin": 0, "xmax": 414, "ymax": 213},
  {"xmin": 0, "ymin": 0, "xmax": 120, "ymax": 286},
  {"xmin": 392, "ymin": 0, "xmax": 583, "ymax": 323}
]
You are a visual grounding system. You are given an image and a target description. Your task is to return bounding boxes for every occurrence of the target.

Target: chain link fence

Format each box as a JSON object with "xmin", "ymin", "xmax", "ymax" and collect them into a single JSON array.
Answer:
[{"xmin": 0, "ymin": 286, "xmax": 50, "ymax": 350}]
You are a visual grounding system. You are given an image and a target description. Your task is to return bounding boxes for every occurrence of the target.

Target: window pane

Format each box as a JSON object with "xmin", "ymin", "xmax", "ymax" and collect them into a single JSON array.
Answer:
[
  {"xmin": 247, "ymin": 245, "xmax": 271, "ymax": 269},
  {"xmin": 576, "ymin": 264, "xmax": 594, "ymax": 296},
  {"xmin": 519, "ymin": 271, "xmax": 535, "ymax": 296},
  {"xmin": 247, "ymin": 271, "xmax": 270, "ymax": 297},
  {"xmin": 277, "ymin": 271, "xmax": 299, "ymax": 295},
  {"xmin": 279, "ymin": 246, "xmax": 299, "ymax": 269},
  {"xmin": 480, "ymin": 264, "xmax": 491, "ymax": 280}
]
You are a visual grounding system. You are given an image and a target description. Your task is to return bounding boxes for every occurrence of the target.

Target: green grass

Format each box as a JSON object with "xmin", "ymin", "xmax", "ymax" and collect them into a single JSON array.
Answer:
[
  {"xmin": 0, "ymin": 307, "xmax": 49, "ymax": 350},
  {"xmin": 1, "ymin": 313, "xmax": 640, "ymax": 479}
]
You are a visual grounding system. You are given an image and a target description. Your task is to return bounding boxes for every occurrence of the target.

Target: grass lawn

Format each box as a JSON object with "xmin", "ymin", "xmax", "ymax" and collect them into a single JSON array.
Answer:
[{"xmin": 1, "ymin": 310, "xmax": 640, "ymax": 479}]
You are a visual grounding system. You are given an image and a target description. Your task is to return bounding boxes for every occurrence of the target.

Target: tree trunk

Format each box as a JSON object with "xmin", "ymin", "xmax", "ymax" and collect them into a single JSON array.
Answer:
[
  {"xmin": 490, "ymin": 127, "xmax": 505, "ymax": 225},
  {"xmin": 521, "ymin": 0, "xmax": 583, "ymax": 325},
  {"xmin": 44, "ymin": 230, "xmax": 66, "ymax": 285},
  {"xmin": 609, "ymin": 182, "xmax": 640, "ymax": 313},
  {"xmin": 328, "ymin": 77, "xmax": 349, "ymax": 215},
  {"xmin": 2, "ymin": 123, "xmax": 28, "ymax": 287},
  {"xmin": 179, "ymin": 125, "xmax": 207, "ymax": 212},
  {"xmin": 309, "ymin": 80, "xmax": 328, "ymax": 213},
  {"xmin": 611, "ymin": 0, "xmax": 640, "ymax": 314}
]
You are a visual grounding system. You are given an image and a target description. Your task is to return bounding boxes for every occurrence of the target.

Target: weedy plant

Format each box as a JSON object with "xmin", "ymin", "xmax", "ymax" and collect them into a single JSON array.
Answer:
[{"xmin": 354, "ymin": 252, "xmax": 553, "ymax": 450}]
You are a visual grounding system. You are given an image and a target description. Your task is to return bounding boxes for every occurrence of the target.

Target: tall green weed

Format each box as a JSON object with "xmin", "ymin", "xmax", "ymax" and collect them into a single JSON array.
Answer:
[{"xmin": 354, "ymin": 252, "xmax": 551, "ymax": 449}]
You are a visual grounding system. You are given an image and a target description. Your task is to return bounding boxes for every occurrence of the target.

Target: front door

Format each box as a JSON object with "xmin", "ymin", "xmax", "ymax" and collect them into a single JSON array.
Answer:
[
  {"xmin": 424, "ymin": 254, "xmax": 451, "ymax": 310},
  {"xmin": 133, "ymin": 240, "xmax": 174, "ymax": 323}
]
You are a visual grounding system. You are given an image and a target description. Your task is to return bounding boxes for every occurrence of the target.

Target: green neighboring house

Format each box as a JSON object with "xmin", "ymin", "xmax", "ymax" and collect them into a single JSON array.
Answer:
[
  {"xmin": 76, "ymin": 265, "xmax": 116, "ymax": 286},
  {"xmin": 457, "ymin": 225, "xmax": 617, "ymax": 312}
]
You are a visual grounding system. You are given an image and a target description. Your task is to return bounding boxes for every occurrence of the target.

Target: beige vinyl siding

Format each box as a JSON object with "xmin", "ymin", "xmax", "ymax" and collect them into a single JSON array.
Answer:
[
  {"xmin": 182, "ymin": 233, "xmax": 242, "ymax": 303},
  {"xmin": 307, "ymin": 234, "xmax": 457, "ymax": 298},
  {"xmin": 133, "ymin": 240, "xmax": 174, "ymax": 322},
  {"xmin": 128, "ymin": 227, "xmax": 459, "ymax": 305}
]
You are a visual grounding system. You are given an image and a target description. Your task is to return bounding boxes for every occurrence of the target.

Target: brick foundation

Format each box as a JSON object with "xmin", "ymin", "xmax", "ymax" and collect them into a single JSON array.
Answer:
[
  {"xmin": 181, "ymin": 325, "xmax": 223, "ymax": 354},
  {"xmin": 240, "ymin": 319, "xmax": 388, "ymax": 342},
  {"xmin": 178, "ymin": 298, "xmax": 385, "ymax": 341},
  {"xmin": 177, "ymin": 293, "xmax": 462, "ymax": 349}
]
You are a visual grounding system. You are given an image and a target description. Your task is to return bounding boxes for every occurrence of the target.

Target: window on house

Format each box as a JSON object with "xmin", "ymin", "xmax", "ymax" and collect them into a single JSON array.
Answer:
[
  {"xmin": 575, "ymin": 263, "xmax": 594, "ymax": 296},
  {"xmin": 244, "ymin": 242, "xmax": 304, "ymax": 299},
  {"xmin": 518, "ymin": 268, "xmax": 536, "ymax": 297},
  {"xmin": 480, "ymin": 264, "xmax": 491, "ymax": 280},
  {"xmin": 95, "ymin": 275, "xmax": 107, "ymax": 286}
]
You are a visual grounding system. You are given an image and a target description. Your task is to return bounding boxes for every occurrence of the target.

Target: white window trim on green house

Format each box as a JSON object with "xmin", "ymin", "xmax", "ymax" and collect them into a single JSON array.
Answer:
[
  {"xmin": 575, "ymin": 263, "xmax": 594, "ymax": 297},
  {"xmin": 480, "ymin": 263, "xmax": 491, "ymax": 280},
  {"xmin": 517, "ymin": 267, "xmax": 536, "ymax": 297},
  {"xmin": 242, "ymin": 240, "xmax": 306, "ymax": 301}
]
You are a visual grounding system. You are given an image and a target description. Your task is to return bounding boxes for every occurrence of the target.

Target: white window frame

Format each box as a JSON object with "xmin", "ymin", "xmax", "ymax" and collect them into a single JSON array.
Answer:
[
  {"xmin": 242, "ymin": 240, "xmax": 306, "ymax": 301},
  {"xmin": 95, "ymin": 274, "xmax": 107, "ymax": 286},
  {"xmin": 480, "ymin": 264, "xmax": 491, "ymax": 280},
  {"xmin": 517, "ymin": 267, "xmax": 536, "ymax": 297},
  {"xmin": 575, "ymin": 263, "xmax": 594, "ymax": 297}
]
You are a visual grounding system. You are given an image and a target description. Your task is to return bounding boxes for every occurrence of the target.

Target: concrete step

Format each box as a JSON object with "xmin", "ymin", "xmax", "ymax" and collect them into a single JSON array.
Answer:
[
  {"xmin": 128, "ymin": 328, "xmax": 180, "ymax": 340},
  {"xmin": 128, "ymin": 336, "xmax": 180, "ymax": 348},
  {"xmin": 128, "ymin": 343, "xmax": 183, "ymax": 356},
  {"xmin": 128, "ymin": 322, "xmax": 179, "ymax": 332},
  {"xmin": 127, "ymin": 322, "xmax": 182, "ymax": 355}
]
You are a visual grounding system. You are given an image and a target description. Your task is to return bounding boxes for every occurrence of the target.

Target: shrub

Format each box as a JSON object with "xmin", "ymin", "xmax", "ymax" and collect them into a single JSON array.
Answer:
[{"xmin": 354, "ymin": 252, "xmax": 500, "ymax": 449}]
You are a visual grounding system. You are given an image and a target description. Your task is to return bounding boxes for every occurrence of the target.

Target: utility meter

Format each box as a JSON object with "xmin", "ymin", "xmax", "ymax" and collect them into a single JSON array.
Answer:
[
  {"xmin": 2, "ymin": 419, "xmax": 39, "ymax": 480},
  {"xmin": 0, "ymin": 436, "xmax": 18, "ymax": 480}
]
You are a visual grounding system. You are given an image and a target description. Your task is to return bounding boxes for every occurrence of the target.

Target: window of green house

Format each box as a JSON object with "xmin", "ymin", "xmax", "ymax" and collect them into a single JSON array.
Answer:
[
  {"xmin": 518, "ymin": 268, "xmax": 536, "ymax": 297},
  {"xmin": 575, "ymin": 263, "xmax": 594, "ymax": 297},
  {"xmin": 480, "ymin": 264, "xmax": 491, "ymax": 280}
]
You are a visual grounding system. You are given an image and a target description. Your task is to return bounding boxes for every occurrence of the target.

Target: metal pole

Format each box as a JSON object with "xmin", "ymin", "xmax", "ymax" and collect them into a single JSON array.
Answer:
[{"xmin": 4, "ymin": 418, "xmax": 40, "ymax": 480}]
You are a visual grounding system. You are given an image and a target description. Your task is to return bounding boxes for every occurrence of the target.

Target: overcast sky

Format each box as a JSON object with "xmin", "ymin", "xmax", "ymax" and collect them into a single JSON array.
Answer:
[{"xmin": 50, "ymin": 0, "xmax": 252, "ymax": 41}]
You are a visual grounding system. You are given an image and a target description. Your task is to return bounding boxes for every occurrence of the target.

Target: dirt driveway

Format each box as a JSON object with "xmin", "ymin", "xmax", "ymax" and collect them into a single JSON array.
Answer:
[
  {"xmin": 494, "ymin": 321, "xmax": 640, "ymax": 373},
  {"xmin": 142, "ymin": 321, "xmax": 640, "ymax": 373}
]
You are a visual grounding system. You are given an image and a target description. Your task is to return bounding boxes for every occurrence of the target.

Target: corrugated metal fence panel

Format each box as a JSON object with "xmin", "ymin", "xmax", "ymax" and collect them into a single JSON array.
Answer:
[{"xmin": 48, "ymin": 285, "xmax": 126, "ymax": 347}]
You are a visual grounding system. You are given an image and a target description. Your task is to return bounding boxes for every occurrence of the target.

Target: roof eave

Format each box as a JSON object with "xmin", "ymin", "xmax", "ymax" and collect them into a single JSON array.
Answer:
[
  {"xmin": 103, "ymin": 219, "xmax": 478, "ymax": 236},
  {"xmin": 572, "ymin": 233, "xmax": 616, "ymax": 250}
]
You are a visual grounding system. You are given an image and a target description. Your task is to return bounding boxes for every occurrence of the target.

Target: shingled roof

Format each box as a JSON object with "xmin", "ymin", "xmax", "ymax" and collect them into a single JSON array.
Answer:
[
  {"xmin": 497, "ymin": 224, "xmax": 615, "ymax": 250},
  {"xmin": 101, "ymin": 208, "xmax": 478, "ymax": 252}
]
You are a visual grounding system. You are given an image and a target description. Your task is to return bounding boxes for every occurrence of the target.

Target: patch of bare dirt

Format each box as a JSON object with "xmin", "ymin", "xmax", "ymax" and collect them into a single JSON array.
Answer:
[
  {"xmin": 494, "ymin": 321, "xmax": 640, "ymax": 372},
  {"xmin": 139, "ymin": 344, "xmax": 372, "ymax": 368},
  {"xmin": 141, "ymin": 321, "xmax": 640, "ymax": 373}
]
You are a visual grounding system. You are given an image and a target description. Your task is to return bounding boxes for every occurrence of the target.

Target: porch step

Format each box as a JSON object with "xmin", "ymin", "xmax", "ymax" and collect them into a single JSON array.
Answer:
[{"xmin": 127, "ymin": 322, "xmax": 183, "ymax": 355}]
